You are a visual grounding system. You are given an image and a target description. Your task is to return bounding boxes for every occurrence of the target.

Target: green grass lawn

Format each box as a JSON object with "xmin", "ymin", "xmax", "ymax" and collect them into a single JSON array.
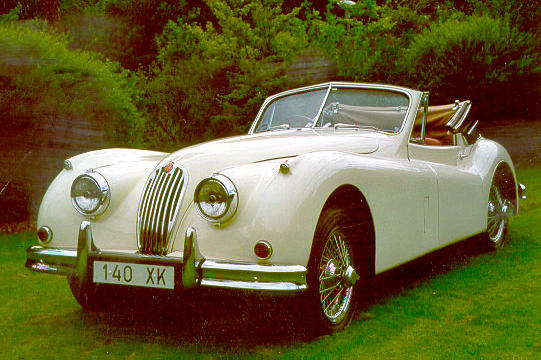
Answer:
[{"xmin": 1, "ymin": 167, "xmax": 539, "ymax": 359}]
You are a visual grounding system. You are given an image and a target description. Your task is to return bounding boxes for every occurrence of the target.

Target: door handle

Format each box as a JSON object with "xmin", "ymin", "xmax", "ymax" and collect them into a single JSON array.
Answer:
[{"xmin": 457, "ymin": 152, "xmax": 468, "ymax": 160}]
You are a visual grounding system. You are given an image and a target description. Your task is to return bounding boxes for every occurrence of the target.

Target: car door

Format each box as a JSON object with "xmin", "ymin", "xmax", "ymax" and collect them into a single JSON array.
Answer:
[{"xmin": 408, "ymin": 100, "xmax": 484, "ymax": 247}]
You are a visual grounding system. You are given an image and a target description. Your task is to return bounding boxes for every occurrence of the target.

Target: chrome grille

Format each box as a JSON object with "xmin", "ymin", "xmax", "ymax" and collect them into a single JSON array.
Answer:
[{"xmin": 137, "ymin": 165, "xmax": 186, "ymax": 255}]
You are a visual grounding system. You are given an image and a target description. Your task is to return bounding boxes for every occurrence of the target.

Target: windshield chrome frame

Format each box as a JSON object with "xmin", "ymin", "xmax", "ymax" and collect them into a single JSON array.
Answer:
[{"xmin": 249, "ymin": 82, "xmax": 414, "ymax": 135}]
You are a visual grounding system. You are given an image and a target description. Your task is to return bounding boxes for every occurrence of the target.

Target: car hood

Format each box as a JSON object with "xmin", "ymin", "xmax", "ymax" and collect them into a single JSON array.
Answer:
[{"xmin": 163, "ymin": 130, "xmax": 380, "ymax": 171}]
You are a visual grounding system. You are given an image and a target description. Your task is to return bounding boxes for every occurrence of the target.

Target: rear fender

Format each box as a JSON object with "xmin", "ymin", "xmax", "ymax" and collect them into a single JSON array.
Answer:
[{"xmin": 470, "ymin": 138, "xmax": 519, "ymax": 216}]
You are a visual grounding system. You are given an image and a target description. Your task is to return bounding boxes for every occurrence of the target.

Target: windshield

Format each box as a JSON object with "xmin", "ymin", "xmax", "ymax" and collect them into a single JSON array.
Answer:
[
  {"xmin": 254, "ymin": 86, "xmax": 410, "ymax": 134},
  {"xmin": 254, "ymin": 89, "xmax": 327, "ymax": 132}
]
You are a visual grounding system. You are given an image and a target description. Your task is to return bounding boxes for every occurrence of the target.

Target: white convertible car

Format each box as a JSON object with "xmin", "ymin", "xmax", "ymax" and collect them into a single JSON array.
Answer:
[{"xmin": 26, "ymin": 82, "xmax": 525, "ymax": 333}]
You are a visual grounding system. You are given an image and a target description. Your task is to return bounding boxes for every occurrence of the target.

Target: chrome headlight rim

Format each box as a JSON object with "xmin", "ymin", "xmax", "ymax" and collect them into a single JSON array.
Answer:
[
  {"xmin": 70, "ymin": 172, "xmax": 110, "ymax": 216},
  {"xmin": 194, "ymin": 174, "xmax": 238, "ymax": 223}
]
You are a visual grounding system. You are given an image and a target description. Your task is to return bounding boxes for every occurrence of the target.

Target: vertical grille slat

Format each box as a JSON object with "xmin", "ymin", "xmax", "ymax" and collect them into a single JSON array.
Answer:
[
  {"xmin": 138, "ymin": 173, "xmax": 156, "ymax": 238},
  {"xmin": 137, "ymin": 164, "xmax": 186, "ymax": 255},
  {"xmin": 142, "ymin": 172, "xmax": 162, "ymax": 253},
  {"xmin": 140, "ymin": 171, "xmax": 161, "ymax": 248},
  {"xmin": 156, "ymin": 169, "xmax": 180, "ymax": 251},
  {"xmin": 158, "ymin": 170, "xmax": 182, "ymax": 252},
  {"xmin": 149, "ymin": 172, "xmax": 169, "ymax": 253}
]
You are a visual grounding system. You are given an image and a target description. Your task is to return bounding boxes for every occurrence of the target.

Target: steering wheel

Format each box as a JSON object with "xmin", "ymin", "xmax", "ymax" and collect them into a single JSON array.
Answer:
[
  {"xmin": 284, "ymin": 114, "xmax": 313, "ymax": 128},
  {"xmin": 319, "ymin": 102, "xmax": 341, "ymax": 126}
]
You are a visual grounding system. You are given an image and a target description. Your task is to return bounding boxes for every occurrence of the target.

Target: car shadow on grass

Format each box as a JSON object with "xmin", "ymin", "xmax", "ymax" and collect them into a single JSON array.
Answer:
[
  {"xmin": 63, "ymin": 237, "xmax": 490, "ymax": 350},
  {"xmin": 363, "ymin": 236, "xmax": 488, "ymax": 305},
  {"xmin": 74, "ymin": 285, "xmax": 312, "ymax": 349}
]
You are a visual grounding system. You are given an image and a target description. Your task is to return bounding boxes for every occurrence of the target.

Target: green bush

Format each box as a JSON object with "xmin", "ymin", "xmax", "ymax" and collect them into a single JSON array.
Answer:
[
  {"xmin": 0, "ymin": 1, "xmax": 41, "ymax": 20},
  {"xmin": 466, "ymin": 0, "xmax": 541, "ymax": 32},
  {"xmin": 402, "ymin": 15, "xmax": 540, "ymax": 118},
  {"xmin": 303, "ymin": 1, "xmax": 401, "ymax": 84},
  {"xmin": 59, "ymin": 12, "xmax": 140, "ymax": 71},
  {"xmin": 94, "ymin": 0, "xmax": 198, "ymax": 69},
  {"xmin": 0, "ymin": 3, "xmax": 21, "ymax": 23},
  {"xmin": 140, "ymin": 0, "xmax": 307, "ymax": 149},
  {"xmin": 2, "ymin": 0, "xmax": 539, "ymax": 149},
  {"xmin": 0, "ymin": 21, "xmax": 144, "ymax": 146}
]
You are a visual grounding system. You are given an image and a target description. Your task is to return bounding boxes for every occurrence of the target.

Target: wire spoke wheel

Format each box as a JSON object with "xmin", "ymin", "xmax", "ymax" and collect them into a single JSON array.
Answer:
[
  {"xmin": 318, "ymin": 231, "xmax": 354, "ymax": 324},
  {"xmin": 485, "ymin": 176, "xmax": 511, "ymax": 249},
  {"xmin": 307, "ymin": 208, "xmax": 363, "ymax": 334}
]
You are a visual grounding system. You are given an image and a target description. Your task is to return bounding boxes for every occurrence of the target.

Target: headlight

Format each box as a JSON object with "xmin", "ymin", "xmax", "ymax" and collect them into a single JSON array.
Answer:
[
  {"xmin": 71, "ymin": 172, "xmax": 110, "ymax": 216},
  {"xmin": 194, "ymin": 174, "xmax": 238, "ymax": 222}
]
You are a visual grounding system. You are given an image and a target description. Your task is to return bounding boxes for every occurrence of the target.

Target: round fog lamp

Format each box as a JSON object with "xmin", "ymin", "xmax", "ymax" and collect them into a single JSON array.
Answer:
[{"xmin": 254, "ymin": 240, "xmax": 273, "ymax": 260}]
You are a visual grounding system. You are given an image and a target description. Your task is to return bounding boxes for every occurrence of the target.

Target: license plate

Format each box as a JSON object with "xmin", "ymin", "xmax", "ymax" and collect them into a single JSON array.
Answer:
[{"xmin": 93, "ymin": 261, "xmax": 174, "ymax": 289}]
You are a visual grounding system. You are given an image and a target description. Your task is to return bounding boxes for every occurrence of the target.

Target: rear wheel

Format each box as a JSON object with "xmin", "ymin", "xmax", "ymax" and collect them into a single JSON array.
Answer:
[
  {"xmin": 306, "ymin": 208, "xmax": 361, "ymax": 334},
  {"xmin": 484, "ymin": 176, "xmax": 512, "ymax": 249}
]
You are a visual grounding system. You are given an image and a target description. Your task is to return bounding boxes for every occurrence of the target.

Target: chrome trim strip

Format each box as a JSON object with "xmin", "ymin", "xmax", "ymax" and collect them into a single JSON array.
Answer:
[
  {"xmin": 25, "ymin": 224, "xmax": 307, "ymax": 293},
  {"xmin": 201, "ymin": 279, "xmax": 307, "ymax": 291},
  {"xmin": 200, "ymin": 260, "xmax": 307, "ymax": 290}
]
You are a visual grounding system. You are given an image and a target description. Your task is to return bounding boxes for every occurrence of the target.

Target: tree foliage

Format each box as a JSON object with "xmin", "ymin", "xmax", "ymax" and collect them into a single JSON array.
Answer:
[
  {"xmin": 140, "ymin": 0, "xmax": 307, "ymax": 149},
  {"xmin": 402, "ymin": 15, "xmax": 540, "ymax": 116},
  {"xmin": 0, "ymin": 21, "xmax": 144, "ymax": 146},
  {"xmin": 1, "ymin": 0, "xmax": 539, "ymax": 148}
]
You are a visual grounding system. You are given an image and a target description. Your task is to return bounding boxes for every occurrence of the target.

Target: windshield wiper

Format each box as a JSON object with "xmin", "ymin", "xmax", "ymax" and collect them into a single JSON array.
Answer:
[
  {"xmin": 263, "ymin": 124, "xmax": 291, "ymax": 132},
  {"xmin": 333, "ymin": 123, "xmax": 379, "ymax": 131}
]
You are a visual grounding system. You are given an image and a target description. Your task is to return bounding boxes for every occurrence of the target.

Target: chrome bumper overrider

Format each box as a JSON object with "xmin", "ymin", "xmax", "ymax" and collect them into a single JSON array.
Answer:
[
  {"xmin": 26, "ymin": 222, "xmax": 307, "ymax": 292},
  {"xmin": 519, "ymin": 183, "xmax": 526, "ymax": 200}
]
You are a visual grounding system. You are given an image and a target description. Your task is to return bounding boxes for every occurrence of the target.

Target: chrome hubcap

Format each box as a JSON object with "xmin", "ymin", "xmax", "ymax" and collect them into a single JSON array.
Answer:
[
  {"xmin": 318, "ymin": 231, "xmax": 355, "ymax": 324},
  {"xmin": 487, "ymin": 184, "xmax": 510, "ymax": 244}
]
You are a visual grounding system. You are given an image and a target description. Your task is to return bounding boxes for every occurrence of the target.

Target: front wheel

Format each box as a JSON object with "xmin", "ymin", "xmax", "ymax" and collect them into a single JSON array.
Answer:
[{"xmin": 306, "ymin": 208, "xmax": 361, "ymax": 334}]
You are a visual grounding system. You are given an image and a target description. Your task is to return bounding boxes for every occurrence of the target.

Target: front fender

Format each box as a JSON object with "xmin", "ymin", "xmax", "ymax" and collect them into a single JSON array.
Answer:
[
  {"xmin": 174, "ymin": 151, "xmax": 408, "ymax": 268},
  {"xmin": 37, "ymin": 149, "xmax": 166, "ymax": 249}
]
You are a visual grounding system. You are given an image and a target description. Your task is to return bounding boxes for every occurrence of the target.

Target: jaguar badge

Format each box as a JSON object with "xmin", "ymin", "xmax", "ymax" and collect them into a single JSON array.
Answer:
[{"xmin": 162, "ymin": 162, "xmax": 174, "ymax": 173}]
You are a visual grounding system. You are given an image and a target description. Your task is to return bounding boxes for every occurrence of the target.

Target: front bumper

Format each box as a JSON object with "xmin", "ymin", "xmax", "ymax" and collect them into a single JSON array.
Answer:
[{"xmin": 26, "ymin": 222, "xmax": 307, "ymax": 293}]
